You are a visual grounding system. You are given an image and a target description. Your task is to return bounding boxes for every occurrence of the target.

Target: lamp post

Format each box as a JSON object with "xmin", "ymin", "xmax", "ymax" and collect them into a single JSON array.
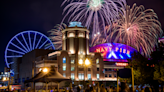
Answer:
[
  {"xmin": 78, "ymin": 58, "xmax": 90, "ymax": 89},
  {"xmin": 42, "ymin": 67, "xmax": 49, "ymax": 92}
]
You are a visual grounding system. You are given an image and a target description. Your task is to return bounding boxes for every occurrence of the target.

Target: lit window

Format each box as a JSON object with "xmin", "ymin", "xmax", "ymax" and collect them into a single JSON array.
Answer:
[
  {"xmin": 109, "ymin": 74, "xmax": 112, "ymax": 77},
  {"xmin": 63, "ymin": 73, "xmax": 66, "ymax": 77},
  {"xmin": 86, "ymin": 34, "xmax": 89, "ymax": 39},
  {"xmin": 63, "ymin": 66, "xmax": 66, "ymax": 71},
  {"xmin": 96, "ymin": 59, "xmax": 99, "ymax": 64},
  {"xmin": 71, "ymin": 59, "xmax": 75, "ymax": 64},
  {"xmin": 78, "ymin": 33, "xmax": 84, "ymax": 37},
  {"xmin": 71, "ymin": 67, "xmax": 75, "ymax": 71},
  {"xmin": 97, "ymin": 74, "xmax": 99, "ymax": 80},
  {"xmin": 63, "ymin": 57, "xmax": 66, "ymax": 63},
  {"xmin": 105, "ymin": 74, "xmax": 108, "ymax": 77},
  {"xmin": 71, "ymin": 73, "xmax": 74, "ymax": 80},
  {"xmin": 68, "ymin": 33, "xmax": 75, "ymax": 37},
  {"xmin": 88, "ymin": 74, "xmax": 91, "ymax": 80},
  {"xmin": 78, "ymin": 73, "xmax": 84, "ymax": 80}
]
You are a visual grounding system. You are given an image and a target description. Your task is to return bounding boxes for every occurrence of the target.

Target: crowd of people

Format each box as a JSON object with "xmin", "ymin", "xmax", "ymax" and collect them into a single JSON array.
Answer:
[{"xmin": 73, "ymin": 82, "xmax": 158, "ymax": 92}]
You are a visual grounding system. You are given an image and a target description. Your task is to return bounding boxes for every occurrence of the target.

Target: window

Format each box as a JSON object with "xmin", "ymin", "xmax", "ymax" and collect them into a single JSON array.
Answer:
[
  {"xmin": 109, "ymin": 74, "xmax": 112, "ymax": 77},
  {"xmin": 108, "ymin": 69, "xmax": 112, "ymax": 71},
  {"xmin": 114, "ymin": 74, "xmax": 117, "ymax": 77},
  {"xmin": 68, "ymin": 33, "xmax": 75, "ymax": 37},
  {"xmin": 71, "ymin": 73, "xmax": 74, "ymax": 80},
  {"xmin": 88, "ymin": 74, "xmax": 91, "ymax": 80},
  {"xmin": 105, "ymin": 74, "xmax": 108, "ymax": 77},
  {"xmin": 97, "ymin": 68, "xmax": 99, "ymax": 71},
  {"xmin": 97, "ymin": 74, "xmax": 99, "ymax": 80},
  {"xmin": 63, "ymin": 73, "xmax": 66, "ymax": 77},
  {"xmin": 18, "ymin": 78, "xmax": 21, "ymax": 83},
  {"xmin": 88, "ymin": 68, "xmax": 91, "ymax": 71},
  {"xmin": 78, "ymin": 33, "xmax": 84, "ymax": 37},
  {"xmin": 71, "ymin": 67, "xmax": 75, "ymax": 71},
  {"xmin": 96, "ymin": 59, "xmax": 99, "ymax": 64},
  {"xmin": 22, "ymin": 78, "xmax": 25, "ymax": 82},
  {"xmin": 78, "ymin": 73, "xmax": 84, "ymax": 80},
  {"xmin": 27, "ymin": 77, "xmax": 29, "ymax": 80},
  {"xmin": 71, "ymin": 59, "xmax": 75, "ymax": 64},
  {"xmin": 63, "ymin": 57, "xmax": 66, "ymax": 63},
  {"xmin": 63, "ymin": 66, "xmax": 66, "ymax": 71}
]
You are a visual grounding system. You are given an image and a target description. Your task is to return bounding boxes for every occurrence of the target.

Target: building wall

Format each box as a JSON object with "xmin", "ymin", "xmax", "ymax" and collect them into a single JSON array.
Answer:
[{"xmin": 17, "ymin": 49, "xmax": 54, "ymax": 87}]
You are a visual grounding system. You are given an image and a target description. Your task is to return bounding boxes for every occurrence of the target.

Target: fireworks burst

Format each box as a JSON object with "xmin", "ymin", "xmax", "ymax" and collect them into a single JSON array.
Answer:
[
  {"xmin": 62, "ymin": 0, "xmax": 126, "ymax": 38},
  {"xmin": 109, "ymin": 3, "xmax": 163, "ymax": 57},
  {"xmin": 48, "ymin": 23, "xmax": 67, "ymax": 50}
]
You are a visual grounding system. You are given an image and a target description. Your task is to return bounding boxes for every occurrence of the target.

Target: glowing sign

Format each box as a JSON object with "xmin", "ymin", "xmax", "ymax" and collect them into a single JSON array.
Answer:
[
  {"xmin": 89, "ymin": 43, "xmax": 137, "ymax": 62},
  {"xmin": 115, "ymin": 62, "xmax": 128, "ymax": 66}
]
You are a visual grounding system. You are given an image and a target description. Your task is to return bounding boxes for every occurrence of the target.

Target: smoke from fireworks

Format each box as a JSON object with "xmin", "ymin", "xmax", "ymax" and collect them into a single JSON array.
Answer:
[
  {"xmin": 62, "ymin": 0, "xmax": 126, "ymax": 38},
  {"xmin": 48, "ymin": 23, "xmax": 67, "ymax": 50},
  {"xmin": 109, "ymin": 3, "xmax": 163, "ymax": 57}
]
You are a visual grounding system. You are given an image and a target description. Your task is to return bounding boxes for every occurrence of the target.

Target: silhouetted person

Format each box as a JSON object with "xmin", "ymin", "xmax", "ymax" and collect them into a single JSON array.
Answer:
[
  {"xmin": 95, "ymin": 83, "xmax": 100, "ymax": 92},
  {"xmin": 100, "ymin": 84, "xmax": 107, "ymax": 92},
  {"xmin": 145, "ymin": 87, "xmax": 150, "ymax": 92},
  {"xmin": 85, "ymin": 83, "xmax": 90, "ymax": 92},
  {"xmin": 77, "ymin": 85, "xmax": 81, "ymax": 92}
]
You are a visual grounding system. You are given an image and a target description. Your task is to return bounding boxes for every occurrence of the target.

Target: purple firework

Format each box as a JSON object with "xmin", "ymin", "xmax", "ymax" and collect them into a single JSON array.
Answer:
[{"xmin": 62, "ymin": 0, "xmax": 126, "ymax": 39}]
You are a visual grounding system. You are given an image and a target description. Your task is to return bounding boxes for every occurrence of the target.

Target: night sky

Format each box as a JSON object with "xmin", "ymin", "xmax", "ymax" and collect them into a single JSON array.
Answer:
[{"xmin": 0, "ymin": 0, "xmax": 164, "ymax": 72}]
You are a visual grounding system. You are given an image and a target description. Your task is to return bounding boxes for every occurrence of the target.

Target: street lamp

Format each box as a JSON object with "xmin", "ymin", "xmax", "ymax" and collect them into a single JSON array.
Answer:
[
  {"xmin": 43, "ymin": 68, "xmax": 48, "ymax": 73},
  {"xmin": 78, "ymin": 58, "xmax": 91, "ymax": 80},
  {"xmin": 79, "ymin": 59, "xmax": 83, "ymax": 65},
  {"xmin": 3, "ymin": 77, "xmax": 7, "ymax": 81},
  {"xmin": 85, "ymin": 58, "xmax": 90, "ymax": 66}
]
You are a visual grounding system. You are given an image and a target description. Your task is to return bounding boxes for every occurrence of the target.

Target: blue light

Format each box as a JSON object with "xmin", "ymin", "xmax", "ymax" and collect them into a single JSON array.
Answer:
[
  {"xmin": 45, "ymin": 45, "xmax": 52, "ymax": 49},
  {"xmin": 5, "ymin": 30, "xmax": 55, "ymax": 68},
  {"xmin": 28, "ymin": 32, "xmax": 32, "ymax": 51},
  {"xmin": 21, "ymin": 34, "xmax": 31, "ymax": 51},
  {"xmin": 126, "ymin": 54, "xmax": 131, "ymax": 58},
  {"xmin": 10, "ymin": 42, "xmax": 27, "ymax": 53},
  {"xmin": 35, "ymin": 36, "xmax": 43, "ymax": 49},
  {"xmin": 119, "ymin": 54, "xmax": 124, "ymax": 59},
  {"xmin": 6, "ymin": 55, "xmax": 22, "ymax": 58},
  {"xmin": 108, "ymin": 51, "xmax": 118, "ymax": 59},
  {"xmin": 68, "ymin": 22, "xmax": 83, "ymax": 27},
  {"xmin": 7, "ymin": 49, "xmax": 25, "ymax": 55},
  {"xmin": 15, "ymin": 37, "xmax": 29, "ymax": 52},
  {"xmin": 33, "ymin": 33, "xmax": 37, "ymax": 49},
  {"xmin": 39, "ymin": 40, "xmax": 48, "ymax": 49}
]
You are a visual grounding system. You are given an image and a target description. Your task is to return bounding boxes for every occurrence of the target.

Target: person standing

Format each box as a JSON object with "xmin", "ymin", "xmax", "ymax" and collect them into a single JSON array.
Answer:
[
  {"xmin": 85, "ymin": 83, "xmax": 90, "ymax": 92},
  {"xmin": 95, "ymin": 83, "xmax": 100, "ymax": 92},
  {"xmin": 100, "ymin": 84, "xmax": 107, "ymax": 92},
  {"xmin": 77, "ymin": 85, "xmax": 81, "ymax": 92},
  {"xmin": 108, "ymin": 85, "xmax": 113, "ymax": 92}
]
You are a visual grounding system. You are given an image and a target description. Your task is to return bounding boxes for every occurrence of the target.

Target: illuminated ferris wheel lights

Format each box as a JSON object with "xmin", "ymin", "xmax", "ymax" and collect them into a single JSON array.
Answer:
[{"xmin": 5, "ymin": 31, "xmax": 55, "ymax": 68}]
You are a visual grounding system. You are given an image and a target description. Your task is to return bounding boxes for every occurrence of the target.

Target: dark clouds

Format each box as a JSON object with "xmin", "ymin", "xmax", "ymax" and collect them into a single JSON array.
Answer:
[{"xmin": 0, "ymin": 0, "xmax": 164, "ymax": 71}]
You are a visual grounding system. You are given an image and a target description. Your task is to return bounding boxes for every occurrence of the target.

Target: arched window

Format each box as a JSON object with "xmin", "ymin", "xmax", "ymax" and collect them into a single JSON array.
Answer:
[
  {"xmin": 63, "ymin": 57, "xmax": 66, "ymax": 63},
  {"xmin": 96, "ymin": 58, "xmax": 99, "ymax": 64}
]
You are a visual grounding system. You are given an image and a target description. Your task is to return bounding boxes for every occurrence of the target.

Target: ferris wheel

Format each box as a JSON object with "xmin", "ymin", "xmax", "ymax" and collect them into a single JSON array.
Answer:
[{"xmin": 5, "ymin": 30, "xmax": 55, "ymax": 68}]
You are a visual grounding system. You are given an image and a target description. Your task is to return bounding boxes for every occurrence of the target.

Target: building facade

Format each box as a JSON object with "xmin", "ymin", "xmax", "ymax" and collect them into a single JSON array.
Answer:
[{"xmin": 14, "ymin": 22, "xmax": 137, "ymax": 89}]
